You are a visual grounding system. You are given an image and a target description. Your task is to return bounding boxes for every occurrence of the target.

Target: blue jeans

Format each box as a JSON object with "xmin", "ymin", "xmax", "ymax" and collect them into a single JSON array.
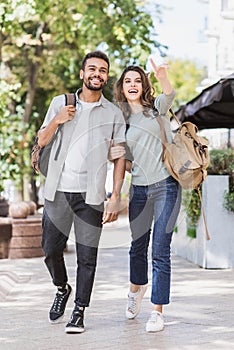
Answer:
[
  {"xmin": 42, "ymin": 191, "xmax": 104, "ymax": 307},
  {"xmin": 129, "ymin": 176, "xmax": 181, "ymax": 305}
]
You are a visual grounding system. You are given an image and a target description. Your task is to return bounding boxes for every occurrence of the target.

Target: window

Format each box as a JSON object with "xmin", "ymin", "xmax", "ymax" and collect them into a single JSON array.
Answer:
[{"xmin": 222, "ymin": 0, "xmax": 234, "ymax": 11}]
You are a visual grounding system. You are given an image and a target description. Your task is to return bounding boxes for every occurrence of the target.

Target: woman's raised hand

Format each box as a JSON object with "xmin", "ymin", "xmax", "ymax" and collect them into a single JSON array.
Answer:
[{"xmin": 149, "ymin": 58, "xmax": 169, "ymax": 81}]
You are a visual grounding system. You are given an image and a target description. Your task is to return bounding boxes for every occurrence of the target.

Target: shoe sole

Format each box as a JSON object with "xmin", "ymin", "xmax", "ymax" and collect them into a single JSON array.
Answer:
[
  {"xmin": 48, "ymin": 286, "xmax": 72, "ymax": 324},
  {"xmin": 65, "ymin": 327, "xmax": 85, "ymax": 334},
  {"xmin": 49, "ymin": 314, "xmax": 65, "ymax": 324},
  {"xmin": 126, "ymin": 285, "xmax": 147, "ymax": 319},
  {"xmin": 146, "ymin": 326, "xmax": 164, "ymax": 333}
]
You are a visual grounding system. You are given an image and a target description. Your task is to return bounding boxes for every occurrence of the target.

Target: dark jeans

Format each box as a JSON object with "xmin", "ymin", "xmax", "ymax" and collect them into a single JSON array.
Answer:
[
  {"xmin": 42, "ymin": 191, "xmax": 103, "ymax": 307},
  {"xmin": 129, "ymin": 176, "xmax": 181, "ymax": 305}
]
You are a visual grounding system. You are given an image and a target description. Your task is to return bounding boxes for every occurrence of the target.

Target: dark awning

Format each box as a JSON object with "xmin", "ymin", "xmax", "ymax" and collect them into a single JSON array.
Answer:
[{"xmin": 176, "ymin": 73, "xmax": 234, "ymax": 130}]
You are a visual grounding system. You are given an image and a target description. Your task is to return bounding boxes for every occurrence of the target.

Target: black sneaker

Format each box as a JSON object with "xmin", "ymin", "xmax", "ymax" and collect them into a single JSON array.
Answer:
[
  {"xmin": 65, "ymin": 306, "xmax": 85, "ymax": 333},
  {"xmin": 49, "ymin": 284, "xmax": 72, "ymax": 323}
]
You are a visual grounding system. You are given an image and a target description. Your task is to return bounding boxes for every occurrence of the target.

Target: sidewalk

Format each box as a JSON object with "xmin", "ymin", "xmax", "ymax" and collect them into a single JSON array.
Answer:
[{"xmin": 1, "ymin": 217, "xmax": 234, "ymax": 350}]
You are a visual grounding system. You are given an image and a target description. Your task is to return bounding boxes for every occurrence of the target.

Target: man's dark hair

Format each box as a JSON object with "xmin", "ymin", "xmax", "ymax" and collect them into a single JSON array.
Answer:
[{"xmin": 81, "ymin": 51, "xmax": 110, "ymax": 71}]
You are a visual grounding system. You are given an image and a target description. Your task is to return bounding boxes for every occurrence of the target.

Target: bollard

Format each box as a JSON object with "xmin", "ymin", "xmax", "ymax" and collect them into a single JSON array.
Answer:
[{"xmin": 8, "ymin": 215, "xmax": 44, "ymax": 259}]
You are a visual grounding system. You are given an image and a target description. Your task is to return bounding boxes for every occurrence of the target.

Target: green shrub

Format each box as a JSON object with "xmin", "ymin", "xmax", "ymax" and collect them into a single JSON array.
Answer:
[
  {"xmin": 182, "ymin": 189, "xmax": 201, "ymax": 227},
  {"xmin": 186, "ymin": 222, "xmax": 197, "ymax": 238},
  {"xmin": 180, "ymin": 149, "xmax": 234, "ymax": 236},
  {"xmin": 207, "ymin": 149, "xmax": 234, "ymax": 212},
  {"xmin": 208, "ymin": 149, "xmax": 234, "ymax": 175},
  {"xmin": 182, "ymin": 189, "xmax": 202, "ymax": 238},
  {"xmin": 223, "ymin": 190, "xmax": 234, "ymax": 212}
]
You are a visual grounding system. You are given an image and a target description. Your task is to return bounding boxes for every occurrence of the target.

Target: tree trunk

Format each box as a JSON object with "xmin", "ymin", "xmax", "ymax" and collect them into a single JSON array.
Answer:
[
  {"xmin": 22, "ymin": 22, "xmax": 48, "ymax": 205},
  {"xmin": 23, "ymin": 22, "xmax": 48, "ymax": 123}
]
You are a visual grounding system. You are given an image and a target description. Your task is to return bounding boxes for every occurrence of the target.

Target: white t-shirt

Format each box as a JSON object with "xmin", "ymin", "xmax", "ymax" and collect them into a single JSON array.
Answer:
[{"xmin": 57, "ymin": 99, "xmax": 98, "ymax": 192}]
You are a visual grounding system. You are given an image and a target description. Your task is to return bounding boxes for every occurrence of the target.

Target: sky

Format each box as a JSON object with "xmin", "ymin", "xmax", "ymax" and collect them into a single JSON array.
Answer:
[{"xmin": 148, "ymin": 0, "xmax": 209, "ymax": 66}]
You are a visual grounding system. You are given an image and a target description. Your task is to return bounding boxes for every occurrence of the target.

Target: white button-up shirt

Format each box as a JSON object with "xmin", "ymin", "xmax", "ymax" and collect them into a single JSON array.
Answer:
[{"xmin": 41, "ymin": 90, "xmax": 126, "ymax": 205}]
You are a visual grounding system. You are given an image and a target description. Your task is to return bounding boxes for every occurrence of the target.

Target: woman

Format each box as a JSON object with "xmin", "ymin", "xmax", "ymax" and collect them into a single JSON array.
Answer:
[{"xmin": 112, "ymin": 61, "xmax": 181, "ymax": 332}]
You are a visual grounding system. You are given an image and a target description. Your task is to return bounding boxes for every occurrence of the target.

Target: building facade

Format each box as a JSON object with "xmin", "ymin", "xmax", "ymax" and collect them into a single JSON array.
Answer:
[
  {"xmin": 204, "ymin": 0, "xmax": 234, "ymax": 82},
  {"xmin": 199, "ymin": 0, "xmax": 234, "ymax": 148}
]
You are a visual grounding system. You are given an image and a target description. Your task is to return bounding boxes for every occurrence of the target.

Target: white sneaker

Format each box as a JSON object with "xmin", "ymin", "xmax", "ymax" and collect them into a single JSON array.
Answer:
[
  {"xmin": 126, "ymin": 285, "xmax": 147, "ymax": 319},
  {"xmin": 146, "ymin": 311, "xmax": 164, "ymax": 332}
]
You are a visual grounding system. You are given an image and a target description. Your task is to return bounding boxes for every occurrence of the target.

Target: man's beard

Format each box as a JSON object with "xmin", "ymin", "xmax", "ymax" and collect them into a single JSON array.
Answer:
[{"xmin": 84, "ymin": 77, "xmax": 105, "ymax": 91}]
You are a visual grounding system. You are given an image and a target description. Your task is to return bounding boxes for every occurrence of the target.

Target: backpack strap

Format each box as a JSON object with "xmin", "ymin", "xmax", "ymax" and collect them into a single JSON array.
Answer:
[
  {"xmin": 54, "ymin": 93, "xmax": 76, "ymax": 160},
  {"xmin": 196, "ymin": 187, "xmax": 210, "ymax": 240},
  {"xmin": 65, "ymin": 93, "xmax": 76, "ymax": 106},
  {"xmin": 169, "ymin": 108, "xmax": 181, "ymax": 126},
  {"xmin": 156, "ymin": 108, "xmax": 181, "ymax": 161},
  {"xmin": 156, "ymin": 115, "xmax": 167, "ymax": 162}
]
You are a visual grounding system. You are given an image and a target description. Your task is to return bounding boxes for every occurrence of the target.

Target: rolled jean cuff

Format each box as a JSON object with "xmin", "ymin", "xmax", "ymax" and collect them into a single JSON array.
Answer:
[{"xmin": 130, "ymin": 278, "xmax": 148, "ymax": 286}]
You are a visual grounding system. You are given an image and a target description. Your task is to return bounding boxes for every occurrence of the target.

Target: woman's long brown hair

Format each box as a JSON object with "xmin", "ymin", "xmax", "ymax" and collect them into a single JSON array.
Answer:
[{"xmin": 114, "ymin": 65, "xmax": 158, "ymax": 123}]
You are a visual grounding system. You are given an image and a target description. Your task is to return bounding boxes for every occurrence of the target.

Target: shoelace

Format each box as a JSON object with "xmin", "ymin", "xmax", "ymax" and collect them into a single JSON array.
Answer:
[
  {"xmin": 70, "ymin": 311, "xmax": 81, "ymax": 321},
  {"xmin": 128, "ymin": 295, "xmax": 137, "ymax": 313},
  {"xmin": 51, "ymin": 292, "xmax": 66, "ymax": 312},
  {"xmin": 68, "ymin": 308, "xmax": 84, "ymax": 324},
  {"xmin": 148, "ymin": 311, "xmax": 161, "ymax": 323}
]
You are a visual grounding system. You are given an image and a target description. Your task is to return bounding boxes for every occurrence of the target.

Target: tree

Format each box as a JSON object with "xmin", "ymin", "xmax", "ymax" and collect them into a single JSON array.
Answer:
[
  {"xmin": 0, "ymin": 80, "xmax": 34, "ymax": 198},
  {"xmin": 0, "ymin": 0, "xmax": 165, "ymax": 202}
]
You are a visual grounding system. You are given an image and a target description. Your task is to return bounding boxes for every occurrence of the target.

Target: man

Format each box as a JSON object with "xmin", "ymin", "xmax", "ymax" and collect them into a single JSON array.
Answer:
[{"xmin": 37, "ymin": 51, "xmax": 126, "ymax": 333}]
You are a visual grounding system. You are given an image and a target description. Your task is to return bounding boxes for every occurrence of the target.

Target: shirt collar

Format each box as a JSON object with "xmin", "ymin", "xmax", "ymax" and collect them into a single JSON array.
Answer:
[{"xmin": 75, "ymin": 88, "xmax": 107, "ymax": 108}]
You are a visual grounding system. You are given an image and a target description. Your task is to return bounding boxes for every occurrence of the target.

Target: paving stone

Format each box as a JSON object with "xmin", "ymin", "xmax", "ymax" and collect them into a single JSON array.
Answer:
[{"xmin": 0, "ymin": 221, "xmax": 234, "ymax": 350}]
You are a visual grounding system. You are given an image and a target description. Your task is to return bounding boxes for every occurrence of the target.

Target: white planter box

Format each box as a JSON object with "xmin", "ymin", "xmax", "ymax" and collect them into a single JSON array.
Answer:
[{"xmin": 172, "ymin": 175, "xmax": 234, "ymax": 268}]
